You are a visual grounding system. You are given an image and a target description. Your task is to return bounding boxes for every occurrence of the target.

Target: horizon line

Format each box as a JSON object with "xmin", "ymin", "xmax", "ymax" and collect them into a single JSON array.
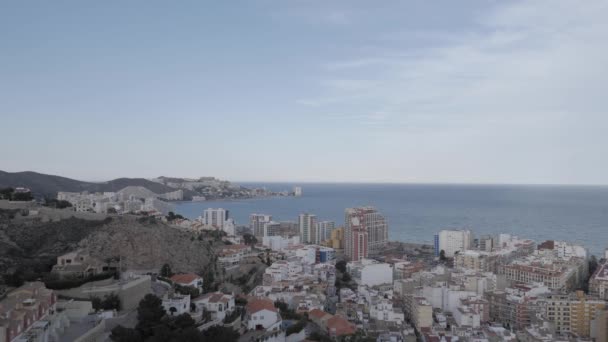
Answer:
[{"xmin": 3, "ymin": 169, "xmax": 608, "ymax": 188}]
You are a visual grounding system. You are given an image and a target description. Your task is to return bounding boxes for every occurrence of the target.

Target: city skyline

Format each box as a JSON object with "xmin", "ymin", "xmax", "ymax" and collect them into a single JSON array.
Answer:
[{"xmin": 2, "ymin": 1, "xmax": 607, "ymax": 185}]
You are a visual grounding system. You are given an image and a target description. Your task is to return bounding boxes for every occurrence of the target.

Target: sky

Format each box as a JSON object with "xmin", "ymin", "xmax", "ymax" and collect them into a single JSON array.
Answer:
[{"xmin": 1, "ymin": 1, "xmax": 607, "ymax": 184}]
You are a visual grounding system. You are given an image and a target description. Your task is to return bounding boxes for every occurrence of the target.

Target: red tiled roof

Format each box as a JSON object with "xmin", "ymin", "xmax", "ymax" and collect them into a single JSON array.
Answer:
[
  {"xmin": 222, "ymin": 244, "xmax": 250, "ymax": 251},
  {"xmin": 170, "ymin": 273, "xmax": 201, "ymax": 284},
  {"xmin": 326, "ymin": 315, "xmax": 355, "ymax": 336},
  {"xmin": 246, "ymin": 298, "xmax": 277, "ymax": 314},
  {"xmin": 309, "ymin": 308, "xmax": 330, "ymax": 320}
]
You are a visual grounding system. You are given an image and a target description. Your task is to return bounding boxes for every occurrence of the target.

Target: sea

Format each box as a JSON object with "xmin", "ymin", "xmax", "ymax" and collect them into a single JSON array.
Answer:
[{"xmin": 174, "ymin": 183, "xmax": 608, "ymax": 257}]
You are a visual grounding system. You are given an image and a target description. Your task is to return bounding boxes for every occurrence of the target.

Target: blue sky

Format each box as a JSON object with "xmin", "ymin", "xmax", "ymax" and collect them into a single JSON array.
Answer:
[{"xmin": 1, "ymin": 1, "xmax": 607, "ymax": 184}]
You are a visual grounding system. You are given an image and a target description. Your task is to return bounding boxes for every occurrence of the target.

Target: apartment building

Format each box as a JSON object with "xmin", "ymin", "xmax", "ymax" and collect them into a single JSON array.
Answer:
[
  {"xmin": 499, "ymin": 255, "xmax": 587, "ymax": 291},
  {"xmin": 589, "ymin": 259, "xmax": 608, "ymax": 300},
  {"xmin": 298, "ymin": 213, "xmax": 318, "ymax": 244},
  {"xmin": 344, "ymin": 207, "xmax": 388, "ymax": 259},
  {"xmin": 541, "ymin": 291, "xmax": 606, "ymax": 338},
  {"xmin": 250, "ymin": 213, "xmax": 272, "ymax": 238},
  {"xmin": 202, "ymin": 208, "xmax": 229, "ymax": 229},
  {"xmin": 434, "ymin": 229, "xmax": 473, "ymax": 258}
]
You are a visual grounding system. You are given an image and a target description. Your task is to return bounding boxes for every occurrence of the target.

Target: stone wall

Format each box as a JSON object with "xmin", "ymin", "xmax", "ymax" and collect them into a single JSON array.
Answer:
[
  {"xmin": 57, "ymin": 276, "xmax": 152, "ymax": 311},
  {"xmin": 73, "ymin": 320, "xmax": 106, "ymax": 342}
]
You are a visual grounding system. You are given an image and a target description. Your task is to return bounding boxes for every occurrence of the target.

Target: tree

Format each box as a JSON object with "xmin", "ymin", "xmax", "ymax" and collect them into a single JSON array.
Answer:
[
  {"xmin": 0, "ymin": 187, "xmax": 14, "ymax": 200},
  {"xmin": 102, "ymin": 293, "xmax": 121, "ymax": 310},
  {"xmin": 44, "ymin": 198, "xmax": 72, "ymax": 209},
  {"xmin": 439, "ymin": 249, "xmax": 447, "ymax": 261},
  {"xmin": 274, "ymin": 301, "xmax": 289, "ymax": 312},
  {"xmin": 160, "ymin": 264, "xmax": 173, "ymax": 278},
  {"xmin": 582, "ymin": 255, "xmax": 599, "ymax": 293},
  {"xmin": 3, "ymin": 269, "xmax": 25, "ymax": 287},
  {"xmin": 243, "ymin": 233, "xmax": 257, "ymax": 246},
  {"xmin": 589, "ymin": 255, "xmax": 599, "ymax": 276},
  {"xmin": 12, "ymin": 191, "xmax": 33, "ymax": 201},
  {"xmin": 201, "ymin": 326, "xmax": 239, "ymax": 342},
  {"xmin": 342, "ymin": 272, "xmax": 351, "ymax": 282},
  {"xmin": 175, "ymin": 284, "xmax": 200, "ymax": 298},
  {"xmin": 166, "ymin": 211, "xmax": 184, "ymax": 221},
  {"xmin": 136, "ymin": 294, "xmax": 166, "ymax": 337},
  {"xmin": 173, "ymin": 327, "xmax": 205, "ymax": 342},
  {"xmin": 172, "ymin": 313, "xmax": 195, "ymax": 330},
  {"xmin": 309, "ymin": 331, "xmax": 333, "ymax": 342},
  {"xmin": 203, "ymin": 269, "xmax": 216, "ymax": 293},
  {"xmin": 286, "ymin": 318, "xmax": 306, "ymax": 336},
  {"xmin": 336, "ymin": 260, "xmax": 347, "ymax": 273},
  {"xmin": 110, "ymin": 325, "xmax": 142, "ymax": 342}
]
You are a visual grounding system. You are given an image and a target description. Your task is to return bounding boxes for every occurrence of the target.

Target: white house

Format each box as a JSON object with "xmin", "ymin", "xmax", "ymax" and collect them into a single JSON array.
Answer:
[
  {"xmin": 262, "ymin": 235, "xmax": 300, "ymax": 251},
  {"xmin": 193, "ymin": 292, "xmax": 235, "ymax": 320},
  {"xmin": 453, "ymin": 306, "xmax": 481, "ymax": 328},
  {"xmin": 162, "ymin": 293, "xmax": 191, "ymax": 316},
  {"xmin": 245, "ymin": 298, "xmax": 282, "ymax": 331},
  {"xmin": 218, "ymin": 244, "xmax": 252, "ymax": 268},
  {"xmin": 369, "ymin": 297, "xmax": 405, "ymax": 325},
  {"xmin": 346, "ymin": 259, "xmax": 393, "ymax": 287}
]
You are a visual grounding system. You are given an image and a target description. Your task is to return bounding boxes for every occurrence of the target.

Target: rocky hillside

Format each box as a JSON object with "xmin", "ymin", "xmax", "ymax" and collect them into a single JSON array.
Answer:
[
  {"xmin": 0, "ymin": 209, "xmax": 214, "ymax": 279},
  {"xmin": 0, "ymin": 211, "xmax": 111, "ymax": 274},
  {"xmin": 78, "ymin": 216, "xmax": 214, "ymax": 273}
]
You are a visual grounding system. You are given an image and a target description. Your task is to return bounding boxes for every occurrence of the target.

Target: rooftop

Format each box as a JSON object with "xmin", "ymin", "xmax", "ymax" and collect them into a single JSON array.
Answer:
[
  {"xmin": 170, "ymin": 273, "xmax": 201, "ymax": 284},
  {"xmin": 246, "ymin": 298, "xmax": 277, "ymax": 314}
]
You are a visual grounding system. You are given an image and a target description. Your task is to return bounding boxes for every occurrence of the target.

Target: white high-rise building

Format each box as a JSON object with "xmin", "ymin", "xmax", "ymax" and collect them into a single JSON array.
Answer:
[
  {"xmin": 298, "ymin": 213, "xmax": 318, "ymax": 244},
  {"xmin": 250, "ymin": 214, "xmax": 272, "ymax": 237},
  {"xmin": 293, "ymin": 186, "xmax": 302, "ymax": 197},
  {"xmin": 316, "ymin": 221, "xmax": 335, "ymax": 244},
  {"xmin": 202, "ymin": 208, "xmax": 229, "ymax": 229},
  {"xmin": 434, "ymin": 229, "xmax": 473, "ymax": 258},
  {"xmin": 263, "ymin": 221, "xmax": 282, "ymax": 237}
]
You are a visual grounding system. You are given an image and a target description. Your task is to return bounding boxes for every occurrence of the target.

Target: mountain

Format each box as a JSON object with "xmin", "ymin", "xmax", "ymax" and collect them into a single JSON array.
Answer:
[
  {"xmin": 0, "ymin": 171, "xmax": 185, "ymax": 199},
  {"xmin": 0, "ymin": 209, "xmax": 215, "ymax": 275}
]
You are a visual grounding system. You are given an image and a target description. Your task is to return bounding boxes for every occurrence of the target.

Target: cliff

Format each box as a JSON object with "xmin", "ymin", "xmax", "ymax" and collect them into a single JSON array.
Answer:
[{"xmin": 0, "ymin": 209, "xmax": 214, "ymax": 278}]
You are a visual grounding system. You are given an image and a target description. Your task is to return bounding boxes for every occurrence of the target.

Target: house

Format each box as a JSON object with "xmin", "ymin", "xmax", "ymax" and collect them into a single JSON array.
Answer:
[
  {"xmin": 218, "ymin": 244, "xmax": 252, "ymax": 268},
  {"xmin": 309, "ymin": 308, "xmax": 333, "ymax": 329},
  {"xmin": 0, "ymin": 282, "xmax": 58, "ymax": 342},
  {"xmin": 162, "ymin": 293, "xmax": 191, "ymax": 316},
  {"xmin": 51, "ymin": 249, "xmax": 107, "ymax": 279},
  {"xmin": 346, "ymin": 259, "xmax": 393, "ymax": 287},
  {"xmin": 307, "ymin": 309, "xmax": 355, "ymax": 338},
  {"xmin": 193, "ymin": 292, "xmax": 235, "ymax": 320},
  {"xmin": 369, "ymin": 297, "xmax": 405, "ymax": 325},
  {"xmin": 326, "ymin": 315, "xmax": 356, "ymax": 337},
  {"xmin": 245, "ymin": 298, "xmax": 282, "ymax": 331},
  {"xmin": 170, "ymin": 273, "xmax": 203, "ymax": 292}
]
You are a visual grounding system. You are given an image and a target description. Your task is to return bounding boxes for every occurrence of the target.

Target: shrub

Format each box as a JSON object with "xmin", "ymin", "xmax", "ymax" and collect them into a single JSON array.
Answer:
[
  {"xmin": 44, "ymin": 272, "xmax": 115, "ymax": 290},
  {"xmin": 286, "ymin": 318, "xmax": 306, "ymax": 336},
  {"xmin": 92, "ymin": 293, "xmax": 121, "ymax": 311},
  {"xmin": 223, "ymin": 307, "xmax": 243, "ymax": 324}
]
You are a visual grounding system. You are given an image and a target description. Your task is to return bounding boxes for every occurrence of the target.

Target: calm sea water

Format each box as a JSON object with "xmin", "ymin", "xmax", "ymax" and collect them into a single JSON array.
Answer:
[{"xmin": 174, "ymin": 183, "xmax": 608, "ymax": 256}]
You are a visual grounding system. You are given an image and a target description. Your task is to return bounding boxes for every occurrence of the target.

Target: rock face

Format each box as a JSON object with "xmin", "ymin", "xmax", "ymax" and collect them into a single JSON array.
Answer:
[
  {"xmin": 0, "ymin": 209, "xmax": 214, "ymax": 277},
  {"xmin": 78, "ymin": 216, "xmax": 214, "ymax": 273}
]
